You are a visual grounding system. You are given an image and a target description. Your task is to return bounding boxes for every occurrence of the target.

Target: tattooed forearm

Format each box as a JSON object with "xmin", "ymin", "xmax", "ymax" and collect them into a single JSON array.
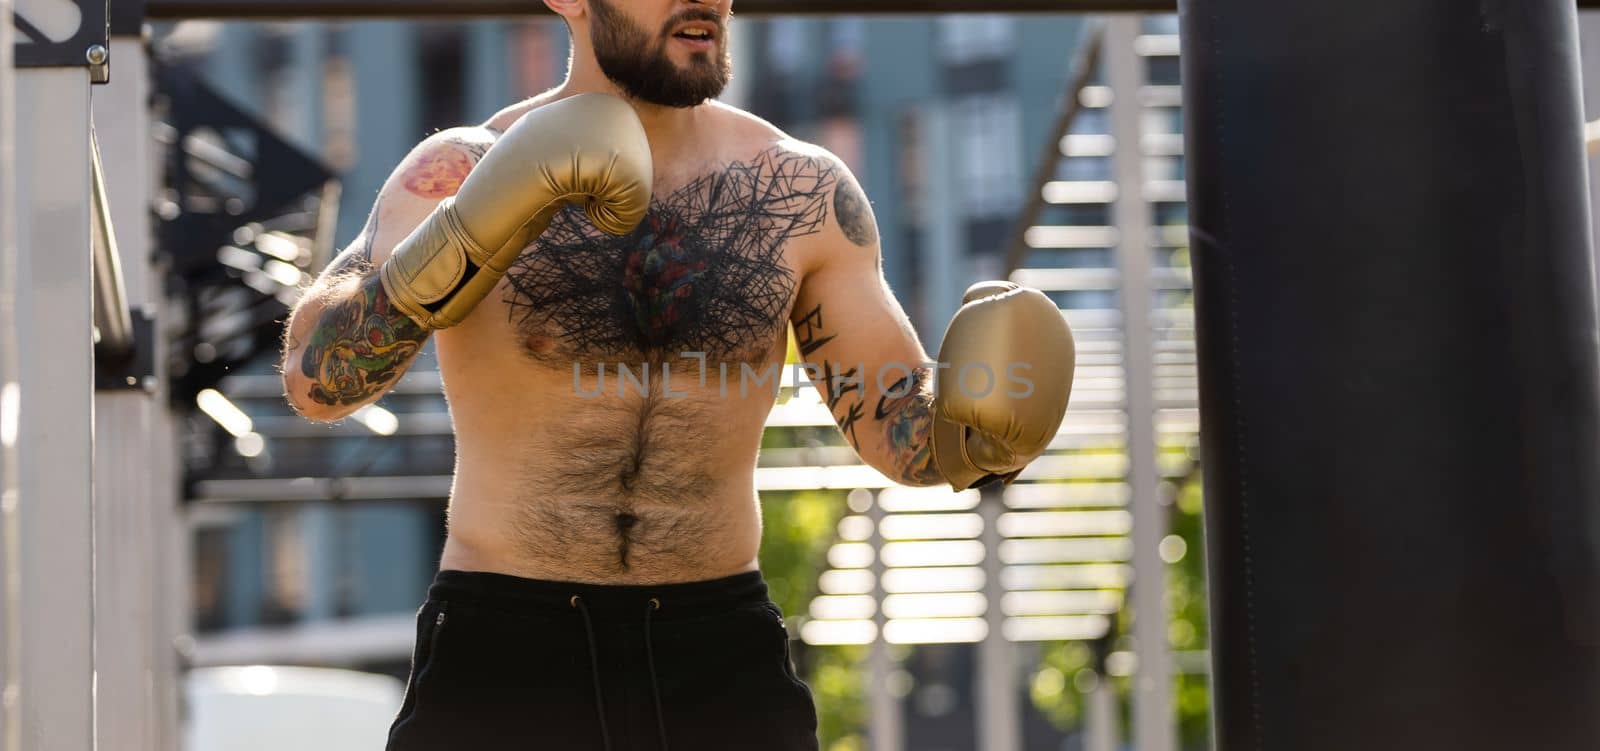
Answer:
[
  {"xmin": 793, "ymin": 303, "xmax": 939, "ymax": 485},
  {"xmin": 299, "ymin": 273, "xmax": 429, "ymax": 407},
  {"xmin": 875, "ymin": 368, "xmax": 942, "ymax": 485},
  {"xmin": 832, "ymin": 177, "xmax": 878, "ymax": 248}
]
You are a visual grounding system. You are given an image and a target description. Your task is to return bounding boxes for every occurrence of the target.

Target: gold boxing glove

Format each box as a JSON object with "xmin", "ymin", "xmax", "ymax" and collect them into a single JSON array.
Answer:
[
  {"xmin": 381, "ymin": 93, "xmax": 652, "ymax": 329},
  {"xmin": 930, "ymin": 282, "xmax": 1076, "ymax": 491}
]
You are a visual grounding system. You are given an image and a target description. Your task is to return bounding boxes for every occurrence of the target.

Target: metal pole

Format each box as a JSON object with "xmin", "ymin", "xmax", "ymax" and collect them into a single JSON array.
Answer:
[
  {"xmin": 1105, "ymin": 15, "xmax": 1175, "ymax": 751},
  {"xmin": 918, "ymin": 102, "xmax": 962, "ymax": 346},
  {"xmin": 1002, "ymin": 21, "xmax": 1104, "ymax": 276},
  {"xmin": 975, "ymin": 485, "xmax": 1019, "ymax": 751},
  {"xmin": 0, "ymin": 0, "xmax": 20, "ymax": 747},
  {"xmin": 15, "ymin": 64, "xmax": 95, "ymax": 751},
  {"xmin": 89, "ymin": 138, "xmax": 134, "ymax": 360},
  {"xmin": 92, "ymin": 32, "xmax": 172, "ymax": 751},
  {"xmin": 867, "ymin": 492, "xmax": 903, "ymax": 751},
  {"xmin": 142, "ymin": 0, "xmax": 1181, "ymax": 20},
  {"xmin": 1582, "ymin": 14, "xmax": 1600, "ymax": 311},
  {"xmin": 1083, "ymin": 670, "xmax": 1120, "ymax": 751}
]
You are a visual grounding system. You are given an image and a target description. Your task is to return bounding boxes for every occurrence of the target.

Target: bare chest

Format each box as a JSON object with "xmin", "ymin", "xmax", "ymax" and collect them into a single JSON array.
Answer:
[{"xmin": 489, "ymin": 147, "xmax": 836, "ymax": 368}]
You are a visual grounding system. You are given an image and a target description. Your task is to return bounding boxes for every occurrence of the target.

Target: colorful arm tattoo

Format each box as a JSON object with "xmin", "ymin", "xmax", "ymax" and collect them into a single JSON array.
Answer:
[
  {"xmin": 401, "ymin": 132, "xmax": 491, "ymax": 199},
  {"xmin": 298, "ymin": 273, "xmax": 428, "ymax": 407},
  {"xmin": 289, "ymin": 132, "xmax": 497, "ymax": 410},
  {"xmin": 875, "ymin": 368, "xmax": 943, "ymax": 485}
]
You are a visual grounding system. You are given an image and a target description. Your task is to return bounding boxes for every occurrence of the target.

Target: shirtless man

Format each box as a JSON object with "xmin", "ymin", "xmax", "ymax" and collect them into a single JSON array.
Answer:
[{"xmin": 281, "ymin": 1, "xmax": 1074, "ymax": 748}]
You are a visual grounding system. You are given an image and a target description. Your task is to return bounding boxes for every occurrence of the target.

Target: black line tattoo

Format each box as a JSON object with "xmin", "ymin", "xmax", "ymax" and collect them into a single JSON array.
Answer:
[
  {"xmin": 503, "ymin": 147, "xmax": 837, "ymax": 363},
  {"xmin": 821, "ymin": 360, "xmax": 863, "ymax": 410},
  {"xmin": 452, "ymin": 137, "xmax": 491, "ymax": 161},
  {"xmin": 793, "ymin": 303, "xmax": 837, "ymax": 358}
]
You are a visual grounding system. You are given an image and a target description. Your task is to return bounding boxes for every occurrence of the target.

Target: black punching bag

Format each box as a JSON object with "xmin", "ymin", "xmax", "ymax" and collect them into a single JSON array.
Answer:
[{"xmin": 1182, "ymin": 1, "xmax": 1600, "ymax": 748}]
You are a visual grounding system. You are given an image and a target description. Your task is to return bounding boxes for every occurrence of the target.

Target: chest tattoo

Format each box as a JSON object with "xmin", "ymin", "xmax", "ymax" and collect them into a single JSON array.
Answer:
[{"xmin": 502, "ymin": 147, "xmax": 837, "ymax": 364}]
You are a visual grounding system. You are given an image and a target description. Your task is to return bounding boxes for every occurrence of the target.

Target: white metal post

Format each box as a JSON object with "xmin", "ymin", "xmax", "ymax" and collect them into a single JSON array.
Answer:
[
  {"xmin": 0, "ymin": 1, "xmax": 20, "ymax": 748},
  {"xmin": 918, "ymin": 102, "xmax": 964, "ymax": 345},
  {"xmin": 155, "ymin": 425, "xmax": 187, "ymax": 751},
  {"xmin": 975, "ymin": 485, "xmax": 1019, "ymax": 751},
  {"xmin": 867, "ymin": 492, "xmax": 902, "ymax": 751},
  {"xmin": 1106, "ymin": 16, "xmax": 1176, "ymax": 751},
  {"xmin": 92, "ymin": 32, "xmax": 176, "ymax": 751},
  {"xmin": 15, "ymin": 64, "xmax": 95, "ymax": 750},
  {"xmin": 1083, "ymin": 671, "xmax": 1121, "ymax": 751}
]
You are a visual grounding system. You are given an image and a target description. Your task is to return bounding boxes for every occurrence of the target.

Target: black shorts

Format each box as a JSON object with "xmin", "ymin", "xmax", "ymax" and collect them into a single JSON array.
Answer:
[{"xmin": 386, "ymin": 569, "xmax": 819, "ymax": 751}]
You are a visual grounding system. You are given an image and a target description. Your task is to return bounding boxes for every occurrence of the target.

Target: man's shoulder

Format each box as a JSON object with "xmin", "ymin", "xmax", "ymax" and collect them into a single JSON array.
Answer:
[
  {"xmin": 703, "ymin": 100, "xmax": 785, "ymax": 138},
  {"xmin": 416, "ymin": 126, "xmax": 498, "ymax": 158},
  {"xmin": 481, "ymin": 90, "xmax": 565, "ymax": 133},
  {"xmin": 705, "ymin": 102, "xmax": 846, "ymax": 165},
  {"xmin": 382, "ymin": 126, "xmax": 498, "ymax": 202},
  {"xmin": 391, "ymin": 93, "xmax": 560, "ymax": 190}
]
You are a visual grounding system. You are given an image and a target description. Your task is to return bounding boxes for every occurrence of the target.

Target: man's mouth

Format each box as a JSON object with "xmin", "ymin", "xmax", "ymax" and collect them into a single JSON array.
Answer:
[{"xmin": 670, "ymin": 21, "xmax": 719, "ymax": 48}]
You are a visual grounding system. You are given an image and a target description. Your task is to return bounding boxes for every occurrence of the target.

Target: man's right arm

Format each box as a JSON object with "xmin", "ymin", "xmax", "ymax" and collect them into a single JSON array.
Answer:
[
  {"xmin": 280, "ymin": 128, "xmax": 495, "ymax": 422},
  {"xmin": 283, "ymin": 93, "xmax": 653, "ymax": 422}
]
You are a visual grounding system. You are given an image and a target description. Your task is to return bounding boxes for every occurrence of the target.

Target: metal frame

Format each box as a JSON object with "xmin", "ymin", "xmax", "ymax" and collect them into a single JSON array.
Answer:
[
  {"xmin": 90, "ymin": 128, "xmax": 133, "ymax": 361},
  {"xmin": 26, "ymin": 0, "xmax": 1591, "ymax": 748},
  {"xmin": 975, "ymin": 486, "xmax": 1020, "ymax": 751},
  {"xmin": 14, "ymin": 63, "xmax": 95, "ymax": 751},
  {"xmin": 144, "ymin": 0, "xmax": 1178, "ymax": 19},
  {"xmin": 1, "ymin": 5, "xmax": 1207, "ymax": 751},
  {"xmin": 1004, "ymin": 22, "xmax": 1104, "ymax": 276},
  {"xmin": 92, "ymin": 32, "xmax": 181, "ymax": 751},
  {"xmin": 0, "ymin": 2, "xmax": 19, "ymax": 750},
  {"xmin": 9, "ymin": 5, "xmax": 156, "ymax": 751},
  {"xmin": 132, "ymin": 0, "xmax": 1600, "ymax": 18},
  {"xmin": 1104, "ymin": 16, "xmax": 1175, "ymax": 751},
  {"xmin": 12, "ymin": 0, "xmax": 106, "ymax": 71}
]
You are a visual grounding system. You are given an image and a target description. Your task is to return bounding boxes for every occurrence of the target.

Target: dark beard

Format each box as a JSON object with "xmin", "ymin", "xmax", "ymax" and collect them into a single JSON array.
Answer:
[{"xmin": 588, "ymin": 0, "xmax": 730, "ymax": 108}]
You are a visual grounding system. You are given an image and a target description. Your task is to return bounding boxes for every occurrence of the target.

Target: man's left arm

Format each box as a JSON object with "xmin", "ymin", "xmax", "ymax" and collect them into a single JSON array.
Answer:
[
  {"xmin": 788, "ymin": 157, "xmax": 943, "ymax": 486},
  {"xmin": 791, "ymin": 155, "xmax": 1077, "ymax": 490}
]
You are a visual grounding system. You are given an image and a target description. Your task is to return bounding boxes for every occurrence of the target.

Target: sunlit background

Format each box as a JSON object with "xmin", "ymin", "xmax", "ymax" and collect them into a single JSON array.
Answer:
[{"xmin": 136, "ymin": 9, "xmax": 1600, "ymax": 751}]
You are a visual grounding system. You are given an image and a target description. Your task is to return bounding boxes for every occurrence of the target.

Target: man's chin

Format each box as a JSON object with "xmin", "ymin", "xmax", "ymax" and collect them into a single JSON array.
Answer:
[{"xmin": 637, "ymin": 80, "xmax": 727, "ymax": 108}]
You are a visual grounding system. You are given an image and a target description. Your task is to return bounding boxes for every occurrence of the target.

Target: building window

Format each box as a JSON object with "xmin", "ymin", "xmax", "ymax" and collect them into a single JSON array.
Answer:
[
  {"xmin": 260, "ymin": 509, "xmax": 307, "ymax": 624},
  {"xmin": 767, "ymin": 18, "xmax": 809, "ymax": 75},
  {"xmin": 418, "ymin": 24, "xmax": 466, "ymax": 133},
  {"xmin": 1059, "ymin": 155, "xmax": 1112, "ymax": 182},
  {"xmin": 1143, "ymin": 14, "xmax": 1180, "ymax": 35},
  {"xmin": 936, "ymin": 15, "xmax": 1015, "ymax": 65},
  {"xmin": 829, "ymin": 18, "xmax": 865, "ymax": 63},
  {"xmin": 1069, "ymin": 108, "xmax": 1110, "ymax": 136},
  {"xmin": 951, "ymin": 93, "xmax": 1023, "ymax": 219},
  {"xmin": 513, "ymin": 21, "xmax": 563, "ymax": 97},
  {"xmin": 193, "ymin": 526, "xmax": 230, "ymax": 632}
]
